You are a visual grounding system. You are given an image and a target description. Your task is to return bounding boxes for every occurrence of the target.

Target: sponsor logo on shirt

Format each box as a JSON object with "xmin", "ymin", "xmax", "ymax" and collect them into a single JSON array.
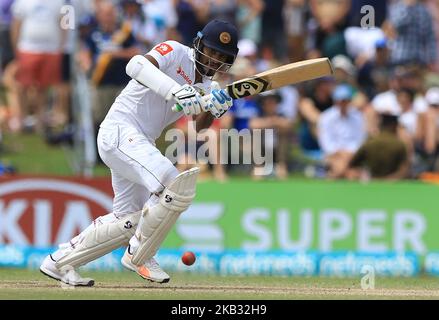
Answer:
[
  {"xmin": 154, "ymin": 43, "xmax": 173, "ymax": 56},
  {"xmin": 177, "ymin": 66, "xmax": 192, "ymax": 84}
]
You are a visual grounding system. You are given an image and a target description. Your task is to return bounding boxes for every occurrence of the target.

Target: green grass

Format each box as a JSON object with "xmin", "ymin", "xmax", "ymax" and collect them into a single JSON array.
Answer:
[
  {"xmin": 1, "ymin": 132, "xmax": 109, "ymax": 176},
  {"xmin": 1, "ymin": 269, "xmax": 439, "ymax": 300}
]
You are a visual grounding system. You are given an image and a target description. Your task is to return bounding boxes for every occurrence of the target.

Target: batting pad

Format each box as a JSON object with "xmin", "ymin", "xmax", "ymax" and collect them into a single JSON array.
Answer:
[
  {"xmin": 55, "ymin": 212, "xmax": 141, "ymax": 269},
  {"xmin": 131, "ymin": 167, "xmax": 200, "ymax": 266}
]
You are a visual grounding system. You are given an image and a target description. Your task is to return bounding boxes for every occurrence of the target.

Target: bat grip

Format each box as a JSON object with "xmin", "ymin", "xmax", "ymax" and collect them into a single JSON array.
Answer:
[{"xmin": 172, "ymin": 104, "xmax": 183, "ymax": 112}]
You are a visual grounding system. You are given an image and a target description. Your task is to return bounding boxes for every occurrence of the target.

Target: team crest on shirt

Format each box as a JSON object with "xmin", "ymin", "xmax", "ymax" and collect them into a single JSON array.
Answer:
[
  {"xmin": 177, "ymin": 66, "xmax": 192, "ymax": 84},
  {"xmin": 154, "ymin": 43, "xmax": 173, "ymax": 56}
]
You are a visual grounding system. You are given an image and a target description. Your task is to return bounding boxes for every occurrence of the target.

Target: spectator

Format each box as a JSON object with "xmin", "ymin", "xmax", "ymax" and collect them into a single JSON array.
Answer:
[
  {"xmin": 369, "ymin": 67, "xmax": 429, "ymax": 135},
  {"xmin": 284, "ymin": 0, "xmax": 306, "ymax": 62},
  {"xmin": 331, "ymin": 54, "xmax": 369, "ymax": 115},
  {"xmin": 46, "ymin": 0, "xmax": 91, "ymax": 145},
  {"xmin": 423, "ymin": 87, "xmax": 439, "ymax": 170},
  {"xmin": 357, "ymin": 38, "xmax": 392, "ymax": 99},
  {"xmin": 11, "ymin": 0, "xmax": 66, "ymax": 132},
  {"xmin": 0, "ymin": 0, "xmax": 20, "ymax": 132},
  {"xmin": 120, "ymin": 0, "xmax": 150, "ymax": 52},
  {"xmin": 236, "ymin": 0, "xmax": 264, "ymax": 46},
  {"xmin": 331, "ymin": 55, "xmax": 357, "ymax": 88},
  {"xmin": 307, "ymin": 0, "xmax": 350, "ymax": 59},
  {"xmin": 141, "ymin": 0, "xmax": 179, "ymax": 44},
  {"xmin": 249, "ymin": 90, "xmax": 293, "ymax": 179},
  {"xmin": 237, "ymin": 38, "xmax": 269, "ymax": 72},
  {"xmin": 425, "ymin": 0, "xmax": 439, "ymax": 72},
  {"xmin": 221, "ymin": 56, "xmax": 260, "ymax": 174},
  {"xmin": 318, "ymin": 84, "xmax": 366, "ymax": 178},
  {"xmin": 80, "ymin": 0, "xmax": 140, "ymax": 133},
  {"xmin": 209, "ymin": 0, "xmax": 237, "ymax": 25},
  {"xmin": 397, "ymin": 88, "xmax": 422, "ymax": 142},
  {"xmin": 261, "ymin": 0, "xmax": 287, "ymax": 62},
  {"xmin": 344, "ymin": 27, "xmax": 386, "ymax": 63},
  {"xmin": 0, "ymin": 0, "xmax": 14, "ymax": 72},
  {"xmin": 347, "ymin": 113, "xmax": 409, "ymax": 180},
  {"xmin": 175, "ymin": 0, "xmax": 209, "ymax": 46},
  {"xmin": 387, "ymin": 0, "xmax": 437, "ymax": 68},
  {"xmin": 395, "ymin": 87, "xmax": 428, "ymax": 175},
  {"xmin": 298, "ymin": 77, "xmax": 335, "ymax": 161}
]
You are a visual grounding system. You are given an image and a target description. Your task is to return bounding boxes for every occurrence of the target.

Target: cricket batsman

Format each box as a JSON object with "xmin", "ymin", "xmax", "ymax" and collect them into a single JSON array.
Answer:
[{"xmin": 40, "ymin": 19, "xmax": 238, "ymax": 286}]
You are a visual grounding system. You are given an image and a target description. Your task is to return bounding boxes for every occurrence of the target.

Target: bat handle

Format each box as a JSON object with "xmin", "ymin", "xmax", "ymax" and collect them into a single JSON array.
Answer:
[{"xmin": 172, "ymin": 104, "xmax": 183, "ymax": 112}]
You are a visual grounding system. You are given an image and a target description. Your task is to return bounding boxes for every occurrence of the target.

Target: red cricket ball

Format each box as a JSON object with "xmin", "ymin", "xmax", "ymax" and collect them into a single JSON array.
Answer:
[{"xmin": 181, "ymin": 251, "xmax": 196, "ymax": 266}]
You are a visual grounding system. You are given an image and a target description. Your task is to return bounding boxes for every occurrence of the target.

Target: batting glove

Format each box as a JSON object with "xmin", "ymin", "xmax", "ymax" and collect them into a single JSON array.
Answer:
[
  {"xmin": 172, "ymin": 84, "xmax": 206, "ymax": 116},
  {"xmin": 203, "ymin": 81, "xmax": 233, "ymax": 118}
]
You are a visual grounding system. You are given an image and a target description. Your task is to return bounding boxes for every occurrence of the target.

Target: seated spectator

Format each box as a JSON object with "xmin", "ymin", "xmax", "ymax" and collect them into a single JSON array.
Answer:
[
  {"xmin": 347, "ymin": 113, "xmax": 409, "ymax": 180},
  {"xmin": 298, "ymin": 77, "xmax": 335, "ymax": 161},
  {"xmin": 420, "ymin": 87, "xmax": 439, "ymax": 171},
  {"xmin": 318, "ymin": 84, "xmax": 366, "ymax": 178},
  {"xmin": 396, "ymin": 87, "xmax": 430, "ymax": 176},
  {"xmin": 368, "ymin": 67, "xmax": 429, "ymax": 136},
  {"xmin": 357, "ymin": 38, "xmax": 392, "ymax": 99},
  {"xmin": 331, "ymin": 54, "xmax": 369, "ymax": 111},
  {"xmin": 249, "ymin": 90, "xmax": 293, "ymax": 179}
]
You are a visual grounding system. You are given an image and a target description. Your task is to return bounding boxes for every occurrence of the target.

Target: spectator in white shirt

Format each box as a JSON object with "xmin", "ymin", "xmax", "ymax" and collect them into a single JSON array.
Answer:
[
  {"xmin": 11, "ymin": 0, "xmax": 66, "ymax": 132},
  {"xmin": 318, "ymin": 84, "xmax": 367, "ymax": 178}
]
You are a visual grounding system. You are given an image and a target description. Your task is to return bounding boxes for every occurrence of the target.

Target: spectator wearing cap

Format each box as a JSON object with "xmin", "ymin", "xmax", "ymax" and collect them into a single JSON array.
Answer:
[
  {"xmin": 317, "ymin": 84, "xmax": 366, "ymax": 178},
  {"xmin": 249, "ymin": 90, "xmax": 294, "ymax": 179},
  {"xmin": 357, "ymin": 38, "xmax": 392, "ymax": 99},
  {"xmin": 421, "ymin": 87, "xmax": 439, "ymax": 170},
  {"xmin": 331, "ymin": 54, "xmax": 368, "ymax": 112},
  {"xmin": 347, "ymin": 113, "xmax": 409, "ymax": 180}
]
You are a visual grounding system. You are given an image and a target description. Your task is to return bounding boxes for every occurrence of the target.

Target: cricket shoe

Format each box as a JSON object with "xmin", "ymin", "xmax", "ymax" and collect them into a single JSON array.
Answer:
[
  {"xmin": 121, "ymin": 247, "xmax": 170, "ymax": 283},
  {"xmin": 40, "ymin": 254, "xmax": 95, "ymax": 287}
]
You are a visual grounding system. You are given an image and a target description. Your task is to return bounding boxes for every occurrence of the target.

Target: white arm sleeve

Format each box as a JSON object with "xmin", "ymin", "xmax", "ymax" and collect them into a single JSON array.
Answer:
[{"xmin": 126, "ymin": 55, "xmax": 180, "ymax": 101}]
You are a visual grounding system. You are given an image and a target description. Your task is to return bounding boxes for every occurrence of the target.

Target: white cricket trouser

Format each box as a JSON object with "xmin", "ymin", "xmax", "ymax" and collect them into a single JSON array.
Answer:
[
  {"xmin": 97, "ymin": 124, "xmax": 179, "ymax": 214},
  {"xmin": 51, "ymin": 124, "xmax": 179, "ymax": 261}
]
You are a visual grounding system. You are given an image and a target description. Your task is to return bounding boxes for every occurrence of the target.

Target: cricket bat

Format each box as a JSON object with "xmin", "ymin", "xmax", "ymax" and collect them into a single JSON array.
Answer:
[{"xmin": 173, "ymin": 57, "xmax": 333, "ymax": 112}]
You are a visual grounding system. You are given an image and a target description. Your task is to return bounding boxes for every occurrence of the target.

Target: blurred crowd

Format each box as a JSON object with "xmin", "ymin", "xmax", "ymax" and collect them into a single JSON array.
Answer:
[{"xmin": 1, "ymin": 0, "xmax": 439, "ymax": 181}]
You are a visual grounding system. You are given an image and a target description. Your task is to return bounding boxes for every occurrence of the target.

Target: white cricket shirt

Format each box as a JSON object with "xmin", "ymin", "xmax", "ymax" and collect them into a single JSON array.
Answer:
[{"xmin": 101, "ymin": 40, "xmax": 212, "ymax": 142}]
